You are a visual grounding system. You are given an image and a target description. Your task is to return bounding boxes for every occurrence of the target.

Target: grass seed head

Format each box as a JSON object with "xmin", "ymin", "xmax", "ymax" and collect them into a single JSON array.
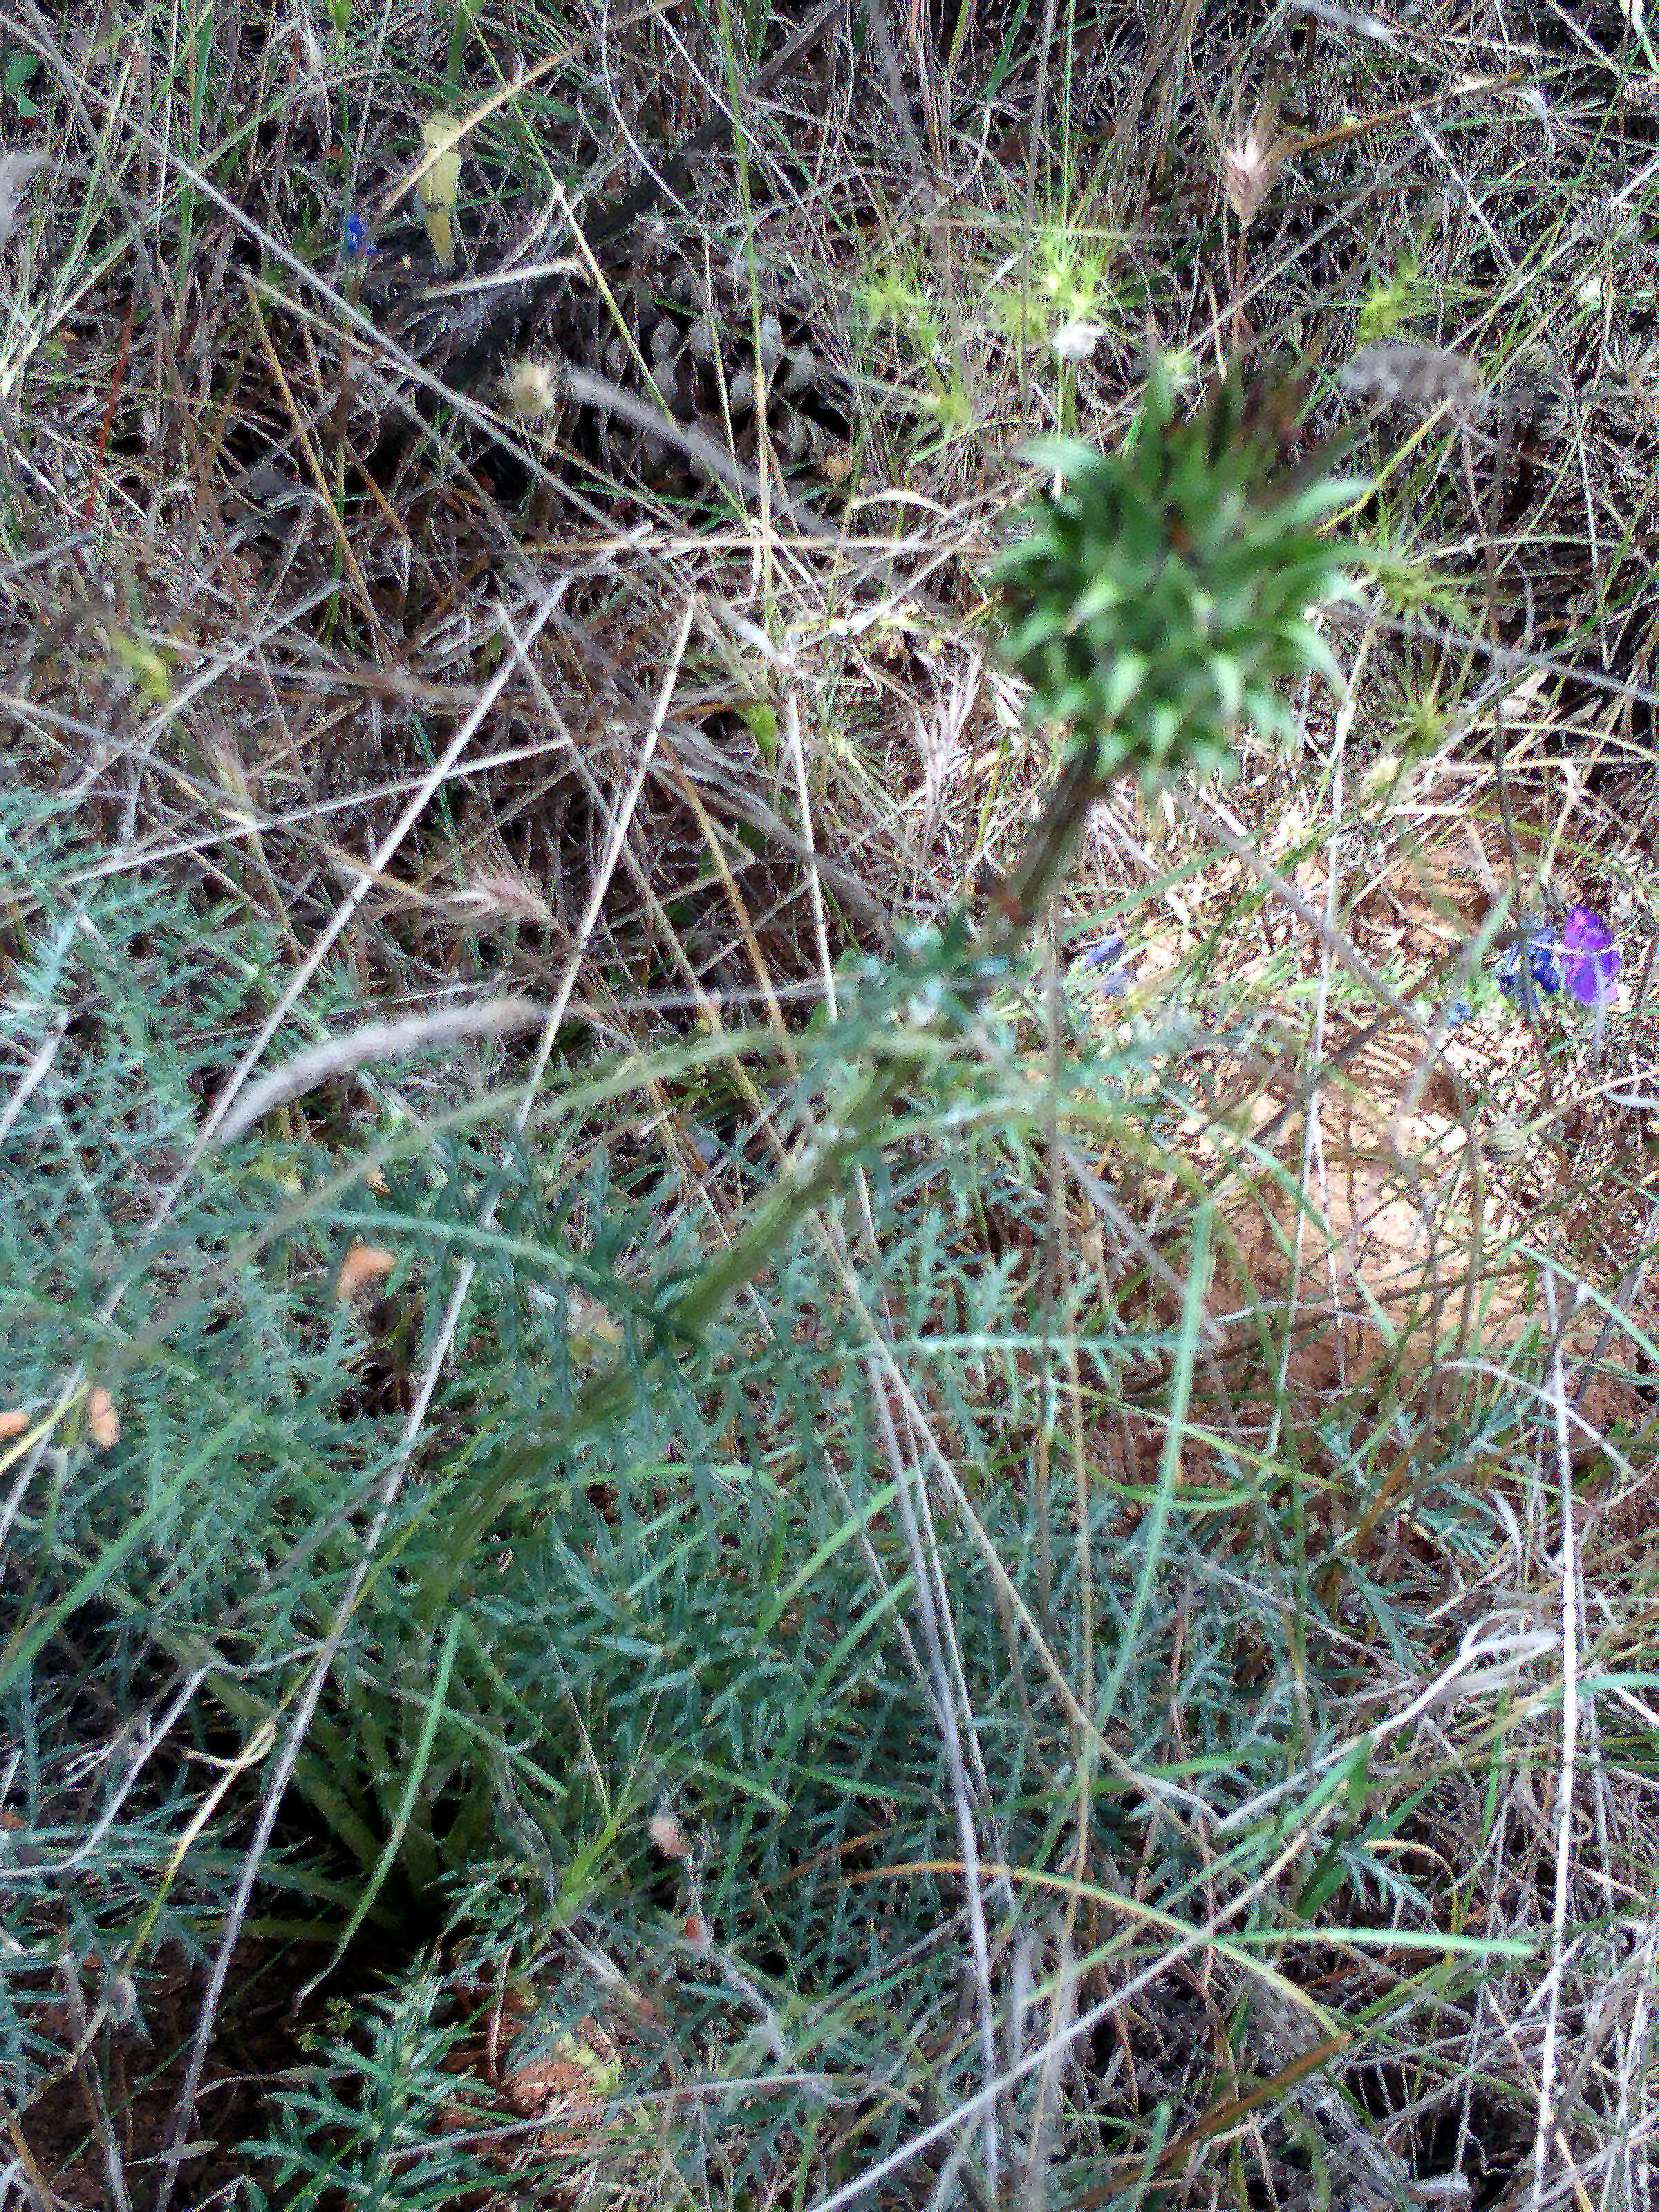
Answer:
[{"xmin": 1217, "ymin": 94, "xmax": 1294, "ymax": 231}]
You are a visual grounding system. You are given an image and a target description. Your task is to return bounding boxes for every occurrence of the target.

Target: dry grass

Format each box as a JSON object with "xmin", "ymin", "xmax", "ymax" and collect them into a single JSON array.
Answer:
[{"xmin": 8, "ymin": 0, "xmax": 1659, "ymax": 2205}]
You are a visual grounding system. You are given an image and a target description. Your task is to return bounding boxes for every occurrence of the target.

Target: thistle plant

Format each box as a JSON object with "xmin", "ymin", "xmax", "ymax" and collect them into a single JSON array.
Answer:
[
  {"xmin": 995, "ymin": 360, "xmax": 1362, "ymax": 792},
  {"xmin": 466, "ymin": 363, "xmax": 1367, "ymax": 1501}
]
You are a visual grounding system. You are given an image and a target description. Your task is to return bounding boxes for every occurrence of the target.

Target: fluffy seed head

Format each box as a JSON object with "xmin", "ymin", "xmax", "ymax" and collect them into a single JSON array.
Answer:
[{"xmin": 505, "ymin": 356, "xmax": 561, "ymax": 418}]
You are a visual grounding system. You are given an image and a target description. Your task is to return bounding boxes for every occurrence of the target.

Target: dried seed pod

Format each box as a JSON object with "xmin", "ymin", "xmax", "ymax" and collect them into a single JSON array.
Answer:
[
  {"xmin": 649, "ymin": 1810, "xmax": 690, "ymax": 1859},
  {"xmin": 774, "ymin": 409, "xmax": 809, "ymax": 460},
  {"xmin": 667, "ymin": 262, "xmax": 713, "ymax": 311},
  {"xmin": 87, "ymin": 1388, "xmax": 121, "ymax": 1450},
  {"xmin": 505, "ymin": 356, "xmax": 561, "ymax": 418},
  {"xmin": 1339, "ymin": 341, "xmax": 1485, "ymax": 418},
  {"xmin": 780, "ymin": 346, "xmax": 817, "ymax": 394}
]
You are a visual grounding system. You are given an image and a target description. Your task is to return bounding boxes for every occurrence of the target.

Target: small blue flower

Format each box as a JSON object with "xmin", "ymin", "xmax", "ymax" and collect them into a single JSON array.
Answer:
[
  {"xmin": 1444, "ymin": 995, "xmax": 1472, "ymax": 1030},
  {"xmin": 341, "ymin": 211, "xmax": 375, "ymax": 259},
  {"xmin": 1076, "ymin": 928, "xmax": 1134, "ymax": 997},
  {"xmin": 1499, "ymin": 922, "xmax": 1562, "ymax": 1011}
]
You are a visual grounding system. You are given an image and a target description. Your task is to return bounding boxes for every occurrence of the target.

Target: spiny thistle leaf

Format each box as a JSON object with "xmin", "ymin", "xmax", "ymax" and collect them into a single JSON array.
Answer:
[{"xmin": 995, "ymin": 362, "xmax": 1367, "ymax": 786}]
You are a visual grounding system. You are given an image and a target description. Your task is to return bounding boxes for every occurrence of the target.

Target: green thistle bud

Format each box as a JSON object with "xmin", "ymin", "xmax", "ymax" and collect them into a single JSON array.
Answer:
[{"xmin": 995, "ymin": 362, "xmax": 1365, "ymax": 788}]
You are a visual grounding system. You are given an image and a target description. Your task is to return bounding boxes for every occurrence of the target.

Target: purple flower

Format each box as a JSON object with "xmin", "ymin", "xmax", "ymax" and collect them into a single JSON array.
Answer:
[
  {"xmin": 1499, "ymin": 924, "xmax": 1561, "ymax": 1009},
  {"xmin": 1561, "ymin": 904, "xmax": 1620, "ymax": 1006}
]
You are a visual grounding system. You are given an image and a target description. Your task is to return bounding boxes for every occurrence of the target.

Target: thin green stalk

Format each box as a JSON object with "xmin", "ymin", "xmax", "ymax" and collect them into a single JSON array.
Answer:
[{"xmin": 419, "ymin": 737, "xmax": 1112, "ymax": 1604}]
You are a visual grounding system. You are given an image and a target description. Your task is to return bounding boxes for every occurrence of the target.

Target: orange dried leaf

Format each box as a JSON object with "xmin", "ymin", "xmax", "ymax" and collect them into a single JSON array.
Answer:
[{"xmin": 337, "ymin": 1244, "xmax": 397, "ymax": 1303}]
